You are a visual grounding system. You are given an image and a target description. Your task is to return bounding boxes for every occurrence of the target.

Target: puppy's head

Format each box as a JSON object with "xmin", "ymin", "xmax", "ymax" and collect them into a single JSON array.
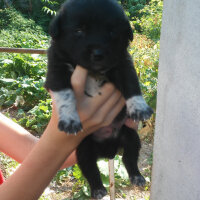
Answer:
[{"xmin": 50, "ymin": 0, "xmax": 133, "ymax": 73}]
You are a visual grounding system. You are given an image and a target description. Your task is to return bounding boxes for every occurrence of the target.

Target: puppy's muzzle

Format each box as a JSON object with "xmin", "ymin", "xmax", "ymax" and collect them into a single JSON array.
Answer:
[
  {"xmin": 88, "ymin": 48, "xmax": 111, "ymax": 73},
  {"xmin": 90, "ymin": 48, "xmax": 104, "ymax": 62}
]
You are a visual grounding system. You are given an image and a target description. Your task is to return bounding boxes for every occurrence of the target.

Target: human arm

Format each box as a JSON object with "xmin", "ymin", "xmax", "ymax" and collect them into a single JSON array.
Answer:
[
  {"xmin": 0, "ymin": 112, "xmax": 77, "ymax": 169},
  {"xmin": 0, "ymin": 66, "xmax": 125, "ymax": 199},
  {"xmin": 0, "ymin": 105, "xmax": 137, "ymax": 171},
  {"xmin": 0, "ymin": 113, "xmax": 38, "ymax": 163}
]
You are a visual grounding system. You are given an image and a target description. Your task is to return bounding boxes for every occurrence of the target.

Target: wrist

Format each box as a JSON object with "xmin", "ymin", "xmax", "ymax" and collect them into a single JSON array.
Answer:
[{"xmin": 44, "ymin": 117, "xmax": 86, "ymax": 153}]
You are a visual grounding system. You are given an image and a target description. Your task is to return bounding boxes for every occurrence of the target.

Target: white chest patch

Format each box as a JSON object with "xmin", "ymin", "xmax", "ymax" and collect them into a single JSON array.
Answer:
[
  {"xmin": 84, "ymin": 75, "xmax": 106, "ymax": 97},
  {"xmin": 65, "ymin": 63, "xmax": 106, "ymax": 97}
]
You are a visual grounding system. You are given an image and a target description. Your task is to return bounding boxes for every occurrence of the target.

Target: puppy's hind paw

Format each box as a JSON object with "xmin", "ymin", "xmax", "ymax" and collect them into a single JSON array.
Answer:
[
  {"xmin": 130, "ymin": 175, "xmax": 146, "ymax": 187},
  {"xmin": 91, "ymin": 187, "xmax": 107, "ymax": 199},
  {"xmin": 126, "ymin": 95, "xmax": 153, "ymax": 121},
  {"xmin": 58, "ymin": 118, "xmax": 82, "ymax": 134}
]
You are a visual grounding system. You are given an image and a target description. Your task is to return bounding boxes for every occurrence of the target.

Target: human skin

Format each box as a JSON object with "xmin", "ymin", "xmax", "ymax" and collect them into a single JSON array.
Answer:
[
  {"xmin": 0, "ymin": 66, "xmax": 126, "ymax": 199},
  {"xmin": 0, "ymin": 109, "xmax": 77, "ymax": 169}
]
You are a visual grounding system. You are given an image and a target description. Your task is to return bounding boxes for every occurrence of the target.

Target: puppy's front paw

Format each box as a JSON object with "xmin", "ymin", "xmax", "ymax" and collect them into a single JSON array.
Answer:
[
  {"xmin": 126, "ymin": 95, "xmax": 153, "ymax": 121},
  {"xmin": 130, "ymin": 175, "xmax": 146, "ymax": 187},
  {"xmin": 52, "ymin": 89, "xmax": 82, "ymax": 134},
  {"xmin": 58, "ymin": 117, "xmax": 82, "ymax": 134}
]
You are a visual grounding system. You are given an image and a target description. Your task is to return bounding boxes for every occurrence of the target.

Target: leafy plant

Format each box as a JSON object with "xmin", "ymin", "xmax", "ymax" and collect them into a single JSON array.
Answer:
[
  {"xmin": 17, "ymin": 99, "xmax": 52, "ymax": 134},
  {"xmin": 0, "ymin": 55, "xmax": 48, "ymax": 109},
  {"xmin": 121, "ymin": 0, "xmax": 149, "ymax": 19},
  {"xmin": 0, "ymin": 7, "xmax": 50, "ymax": 133},
  {"xmin": 71, "ymin": 164, "xmax": 91, "ymax": 199},
  {"xmin": 53, "ymin": 167, "xmax": 73, "ymax": 184},
  {"xmin": 129, "ymin": 34, "xmax": 159, "ymax": 110},
  {"xmin": 40, "ymin": 0, "xmax": 65, "ymax": 16},
  {"xmin": 133, "ymin": 0, "xmax": 163, "ymax": 41}
]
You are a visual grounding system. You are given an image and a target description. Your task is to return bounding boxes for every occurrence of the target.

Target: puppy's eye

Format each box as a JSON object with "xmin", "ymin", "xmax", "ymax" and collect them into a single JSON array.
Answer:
[{"xmin": 75, "ymin": 28, "xmax": 84, "ymax": 36}]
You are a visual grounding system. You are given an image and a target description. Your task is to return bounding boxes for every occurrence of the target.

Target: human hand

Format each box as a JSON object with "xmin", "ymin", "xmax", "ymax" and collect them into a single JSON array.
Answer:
[
  {"xmin": 71, "ymin": 65, "xmax": 125, "ymax": 135},
  {"xmin": 50, "ymin": 65, "xmax": 138, "ymax": 138}
]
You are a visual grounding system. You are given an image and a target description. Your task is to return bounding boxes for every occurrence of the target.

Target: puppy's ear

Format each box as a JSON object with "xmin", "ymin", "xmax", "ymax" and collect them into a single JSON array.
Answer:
[{"xmin": 49, "ymin": 14, "xmax": 62, "ymax": 39}]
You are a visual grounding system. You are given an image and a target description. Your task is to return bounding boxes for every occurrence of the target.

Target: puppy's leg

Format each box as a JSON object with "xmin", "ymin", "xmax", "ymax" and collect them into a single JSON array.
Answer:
[
  {"xmin": 77, "ymin": 139, "xmax": 107, "ymax": 199},
  {"xmin": 120, "ymin": 126, "xmax": 146, "ymax": 186},
  {"xmin": 122, "ymin": 67, "xmax": 153, "ymax": 121},
  {"xmin": 80, "ymin": 160, "xmax": 107, "ymax": 199},
  {"xmin": 45, "ymin": 64, "xmax": 82, "ymax": 134},
  {"xmin": 51, "ymin": 89, "xmax": 82, "ymax": 134},
  {"xmin": 108, "ymin": 55, "xmax": 153, "ymax": 121}
]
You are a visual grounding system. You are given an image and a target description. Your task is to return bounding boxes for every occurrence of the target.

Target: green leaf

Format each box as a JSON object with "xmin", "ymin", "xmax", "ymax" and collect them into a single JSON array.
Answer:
[
  {"xmin": 0, "ymin": 78, "xmax": 15, "ymax": 83},
  {"xmin": 82, "ymin": 185, "xmax": 90, "ymax": 197},
  {"xmin": 97, "ymin": 160, "xmax": 109, "ymax": 176},
  {"xmin": 73, "ymin": 164, "xmax": 83, "ymax": 180},
  {"xmin": 2, "ymin": 59, "xmax": 13, "ymax": 64},
  {"xmin": 101, "ymin": 174, "xmax": 110, "ymax": 188},
  {"xmin": 114, "ymin": 156, "xmax": 129, "ymax": 180},
  {"xmin": 39, "ymin": 105, "xmax": 49, "ymax": 112}
]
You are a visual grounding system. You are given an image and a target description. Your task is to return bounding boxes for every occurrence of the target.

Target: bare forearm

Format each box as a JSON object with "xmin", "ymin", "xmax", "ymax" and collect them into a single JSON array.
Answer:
[
  {"xmin": 0, "ymin": 113, "xmax": 76, "ymax": 168},
  {"xmin": 0, "ymin": 117, "xmax": 84, "ymax": 200},
  {"xmin": 0, "ymin": 113, "xmax": 38, "ymax": 163}
]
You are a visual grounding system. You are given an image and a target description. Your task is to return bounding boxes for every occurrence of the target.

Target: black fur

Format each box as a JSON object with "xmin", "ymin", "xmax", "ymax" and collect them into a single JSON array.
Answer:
[{"xmin": 45, "ymin": 0, "xmax": 153, "ymax": 198}]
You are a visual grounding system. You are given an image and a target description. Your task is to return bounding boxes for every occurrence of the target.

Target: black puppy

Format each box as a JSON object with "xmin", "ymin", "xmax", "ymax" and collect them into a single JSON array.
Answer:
[{"xmin": 45, "ymin": 0, "xmax": 153, "ymax": 198}]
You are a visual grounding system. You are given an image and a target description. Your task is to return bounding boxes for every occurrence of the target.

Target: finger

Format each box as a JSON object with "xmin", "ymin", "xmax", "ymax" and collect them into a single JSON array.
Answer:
[
  {"xmin": 82, "ymin": 91, "xmax": 124, "ymax": 129},
  {"xmin": 76, "ymin": 82, "xmax": 116, "ymax": 122},
  {"xmin": 71, "ymin": 65, "xmax": 88, "ymax": 98},
  {"xmin": 101, "ymin": 95, "xmax": 125, "ymax": 127},
  {"xmin": 92, "ymin": 90, "xmax": 122, "ymax": 123},
  {"xmin": 82, "ymin": 96, "xmax": 125, "ymax": 134}
]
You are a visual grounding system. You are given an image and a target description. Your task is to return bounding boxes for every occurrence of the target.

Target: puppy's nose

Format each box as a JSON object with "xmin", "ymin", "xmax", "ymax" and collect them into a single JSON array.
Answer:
[{"xmin": 91, "ymin": 49, "xmax": 104, "ymax": 62}]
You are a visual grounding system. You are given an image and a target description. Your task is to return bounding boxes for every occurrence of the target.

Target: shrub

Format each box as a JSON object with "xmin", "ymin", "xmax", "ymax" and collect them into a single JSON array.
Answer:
[
  {"xmin": 120, "ymin": 0, "xmax": 149, "ymax": 19},
  {"xmin": 0, "ymin": 8, "xmax": 50, "ymax": 132},
  {"xmin": 130, "ymin": 34, "xmax": 159, "ymax": 110},
  {"xmin": 133, "ymin": 0, "xmax": 163, "ymax": 42},
  {"xmin": 40, "ymin": 0, "xmax": 65, "ymax": 16}
]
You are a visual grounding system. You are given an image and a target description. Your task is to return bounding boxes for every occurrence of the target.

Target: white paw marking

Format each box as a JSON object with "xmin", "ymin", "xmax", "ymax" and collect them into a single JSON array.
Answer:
[
  {"xmin": 126, "ymin": 95, "xmax": 152, "ymax": 120},
  {"xmin": 127, "ymin": 96, "xmax": 148, "ymax": 112},
  {"xmin": 52, "ymin": 89, "xmax": 81, "ymax": 133},
  {"xmin": 85, "ymin": 74, "xmax": 106, "ymax": 97}
]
